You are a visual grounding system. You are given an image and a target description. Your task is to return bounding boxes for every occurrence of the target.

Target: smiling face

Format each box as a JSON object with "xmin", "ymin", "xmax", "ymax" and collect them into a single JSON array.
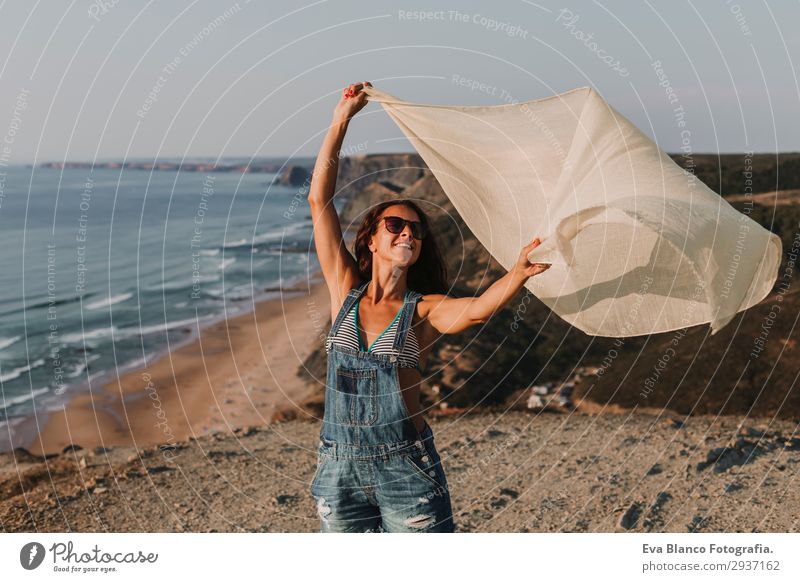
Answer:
[{"xmin": 368, "ymin": 204, "xmax": 423, "ymax": 269}]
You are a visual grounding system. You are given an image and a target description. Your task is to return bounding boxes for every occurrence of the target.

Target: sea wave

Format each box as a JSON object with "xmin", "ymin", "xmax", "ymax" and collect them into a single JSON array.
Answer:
[
  {"xmin": 256, "ymin": 241, "xmax": 310, "ymax": 254},
  {"xmin": 24, "ymin": 294, "xmax": 83, "ymax": 311},
  {"xmin": 0, "ymin": 358, "xmax": 46, "ymax": 383},
  {"xmin": 220, "ymin": 222, "xmax": 311, "ymax": 251},
  {"xmin": 223, "ymin": 284, "xmax": 256, "ymax": 301},
  {"xmin": 60, "ymin": 326, "xmax": 119, "ymax": 344},
  {"xmin": 85, "ymin": 292, "xmax": 133, "ymax": 310},
  {"xmin": 148, "ymin": 275, "xmax": 220, "ymax": 292},
  {"xmin": 66, "ymin": 354, "xmax": 102, "ymax": 378},
  {"xmin": 0, "ymin": 335, "xmax": 21, "ymax": 350},
  {"xmin": 250, "ymin": 231, "xmax": 284, "ymax": 245},
  {"xmin": 133, "ymin": 316, "xmax": 212, "ymax": 336},
  {"xmin": 60, "ymin": 316, "xmax": 213, "ymax": 344},
  {"xmin": 0, "ymin": 386, "xmax": 50, "ymax": 412}
]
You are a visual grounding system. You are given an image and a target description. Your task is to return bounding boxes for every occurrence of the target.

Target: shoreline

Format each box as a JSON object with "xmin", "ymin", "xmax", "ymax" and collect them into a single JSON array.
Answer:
[{"xmin": 19, "ymin": 273, "xmax": 330, "ymax": 457}]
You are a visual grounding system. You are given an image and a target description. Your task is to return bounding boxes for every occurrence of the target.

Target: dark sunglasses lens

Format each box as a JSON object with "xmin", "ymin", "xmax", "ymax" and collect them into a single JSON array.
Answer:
[
  {"xmin": 384, "ymin": 217, "xmax": 404, "ymax": 234},
  {"xmin": 383, "ymin": 216, "xmax": 425, "ymax": 240}
]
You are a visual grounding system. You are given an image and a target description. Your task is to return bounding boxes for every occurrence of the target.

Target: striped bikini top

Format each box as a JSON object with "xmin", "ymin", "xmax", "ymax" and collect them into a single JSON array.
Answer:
[{"xmin": 325, "ymin": 286, "xmax": 423, "ymax": 373}]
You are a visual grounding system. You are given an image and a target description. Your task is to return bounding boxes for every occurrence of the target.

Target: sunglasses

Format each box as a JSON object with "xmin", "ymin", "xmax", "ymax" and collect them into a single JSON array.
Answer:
[{"xmin": 379, "ymin": 216, "xmax": 427, "ymax": 240}]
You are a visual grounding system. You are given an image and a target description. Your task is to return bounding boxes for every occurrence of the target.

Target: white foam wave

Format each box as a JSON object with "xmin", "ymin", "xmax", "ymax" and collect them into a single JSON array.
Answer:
[
  {"xmin": 61, "ymin": 326, "xmax": 119, "ymax": 344},
  {"xmin": 61, "ymin": 316, "xmax": 213, "ymax": 344},
  {"xmin": 0, "ymin": 335, "xmax": 21, "ymax": 350},
  {"xmin": 0, "ymin": 386, "xmax": 49, "ymax": 411},
  {"xmin": 250, "ymin": 231, "xmax": 283, "ymax": 245},
  {"xmin": 218, "ymin": 223, "xmax": 311, "ymax": 254},
  {"xmin": 85, "ymin": 292, "xmax": 133, "ymax": 310},
  {"xmin": 250, "ymin": 223, "xmax": 310, "ymax": 246},
  {"xmin": 219, "ymin": 258, "xmax": 236, "ymax": 270},
  {"xmin": 225, "ymin": 284, "xmax": 255, "ymax": 301},
  {"xmin": 0, "ymin": 358, "xmax": 46, "ymax": 383},
  {"xmin": 150, "ymin": 276, "xmax": 220, "ymax": 292},
  {"xmin": 66, "ymin": 354, "xmax": 102, "ymax": 378}
]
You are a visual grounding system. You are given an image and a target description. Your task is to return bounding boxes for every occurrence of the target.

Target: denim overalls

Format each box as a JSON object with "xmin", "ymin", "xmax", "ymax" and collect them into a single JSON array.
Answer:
[{"xmin": 310, "ymin": 282, "xmax": 455, "ymax": 533}]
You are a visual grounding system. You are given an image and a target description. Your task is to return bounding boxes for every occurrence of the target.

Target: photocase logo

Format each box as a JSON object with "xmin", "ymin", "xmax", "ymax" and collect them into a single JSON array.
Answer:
[{"xmin": 20, "ymin": 542, "xmax": 46, "ymax": 570}]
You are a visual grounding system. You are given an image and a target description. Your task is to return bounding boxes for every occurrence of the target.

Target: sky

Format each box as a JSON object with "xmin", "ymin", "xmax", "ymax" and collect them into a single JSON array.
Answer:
[{"xmin": 0, "ymin": 0, "xmax": 798, "ymax": 165}]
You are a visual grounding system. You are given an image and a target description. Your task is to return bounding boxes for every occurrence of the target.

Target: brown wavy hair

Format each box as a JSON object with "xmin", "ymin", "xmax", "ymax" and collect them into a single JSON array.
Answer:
[{"xmin": 353, "ymin": 200, "xmax": 449, "ymax": 295}]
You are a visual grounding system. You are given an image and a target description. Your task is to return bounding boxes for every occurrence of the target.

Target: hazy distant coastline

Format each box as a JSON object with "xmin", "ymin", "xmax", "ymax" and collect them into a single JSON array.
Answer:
[{"xmin": 38, "ymin": 159, "xmax": 310, "ymax": 178}]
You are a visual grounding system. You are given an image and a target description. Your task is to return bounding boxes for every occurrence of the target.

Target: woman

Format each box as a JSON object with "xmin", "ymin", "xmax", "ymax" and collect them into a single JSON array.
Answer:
[{"xmin": 307, "ymin": 82, "xmax": 551, "ymax": 533}]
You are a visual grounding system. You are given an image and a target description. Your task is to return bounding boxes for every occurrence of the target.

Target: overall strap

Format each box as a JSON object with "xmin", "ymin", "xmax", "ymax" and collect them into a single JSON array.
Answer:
[
  {"xmin": 328, "ymin": 281, "xmax": 370, "ymax": 339},
  {"xmin": 391, "ymin": 290, "xmax": 423, "ymax": 355}
]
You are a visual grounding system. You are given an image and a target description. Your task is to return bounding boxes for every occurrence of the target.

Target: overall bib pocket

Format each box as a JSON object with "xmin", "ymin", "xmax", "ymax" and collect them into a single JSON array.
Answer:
[{"xmin": 335, "ymin": 366, "xmax": 378, "ymax": 426}]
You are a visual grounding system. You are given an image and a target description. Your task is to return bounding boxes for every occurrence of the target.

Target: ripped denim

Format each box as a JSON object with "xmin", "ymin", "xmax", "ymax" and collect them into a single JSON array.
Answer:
[
  {"xmin": 310, "ymin": 421, "xmax": 455, "ymax": 533},
  {"xmin": 313, "ymin": 282, "xmax": 455, "ymax": 533}
]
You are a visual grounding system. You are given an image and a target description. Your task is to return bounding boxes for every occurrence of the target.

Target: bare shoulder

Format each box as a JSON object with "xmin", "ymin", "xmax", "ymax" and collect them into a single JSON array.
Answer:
[
  {"xmin": 415, "ymin": 293, "xmax": 450, "ymax": 319},
  {"xmin": 414, "ymin": 293, "xmax": 447, "ymax": 346}
]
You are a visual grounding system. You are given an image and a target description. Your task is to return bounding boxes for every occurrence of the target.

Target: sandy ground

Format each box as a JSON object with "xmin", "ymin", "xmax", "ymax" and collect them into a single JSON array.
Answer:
[
  {"xmin": 3, "ymin": 410, "xmax": 799, "ymax": 532},
  {"xmin": 23, "ymin": 277, "xmax": 330, "ymax": 457}
]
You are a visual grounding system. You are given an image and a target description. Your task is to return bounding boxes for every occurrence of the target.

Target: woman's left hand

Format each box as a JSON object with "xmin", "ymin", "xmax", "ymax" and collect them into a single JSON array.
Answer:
[
  {"xmin": 513, "ymin": 237, "xmax": 552, "ymax": 279},
  {"xmin": 333, "ymin": 81, "xmax": 372, "ymax": 123}
]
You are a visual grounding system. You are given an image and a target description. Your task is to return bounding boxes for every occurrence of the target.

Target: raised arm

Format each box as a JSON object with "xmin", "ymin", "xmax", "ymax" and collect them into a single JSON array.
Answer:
[
  {"xmin": 307, "ymin": 82, "xmax": 371, "ymax": 318},
  {"xmin": 422, "ymin": 237, "xmax": 551, "ymax": 334}
]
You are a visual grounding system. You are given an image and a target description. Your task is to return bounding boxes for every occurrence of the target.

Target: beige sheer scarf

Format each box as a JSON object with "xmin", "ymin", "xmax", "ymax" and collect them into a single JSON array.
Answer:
[{"xmin": 361, "ymin": 85, "xmax": 781, "ymax": 337}]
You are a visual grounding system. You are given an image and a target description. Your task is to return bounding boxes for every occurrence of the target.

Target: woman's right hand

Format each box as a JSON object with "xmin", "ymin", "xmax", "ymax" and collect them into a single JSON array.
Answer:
[{"xmin": 333, "ymin": 81, "xmax": 372, "ymax": 123}]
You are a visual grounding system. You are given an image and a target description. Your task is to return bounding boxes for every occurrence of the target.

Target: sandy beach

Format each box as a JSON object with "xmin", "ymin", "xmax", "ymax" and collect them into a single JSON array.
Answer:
[{"xmin": 23, "ymin": 275, "xmax": 330, "ymax": 457}]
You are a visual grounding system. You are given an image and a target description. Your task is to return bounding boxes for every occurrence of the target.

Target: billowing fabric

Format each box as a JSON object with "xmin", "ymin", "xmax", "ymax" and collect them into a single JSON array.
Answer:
[{"xmin": 362, "ymin": 85, "xmax": 782, "ymax": 337}]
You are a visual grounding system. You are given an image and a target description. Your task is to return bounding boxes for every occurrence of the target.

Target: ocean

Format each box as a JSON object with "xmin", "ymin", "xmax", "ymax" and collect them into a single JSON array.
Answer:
[{"xmin": 0, "ymin": 162, "xmax": 323, "ymax": 451}]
